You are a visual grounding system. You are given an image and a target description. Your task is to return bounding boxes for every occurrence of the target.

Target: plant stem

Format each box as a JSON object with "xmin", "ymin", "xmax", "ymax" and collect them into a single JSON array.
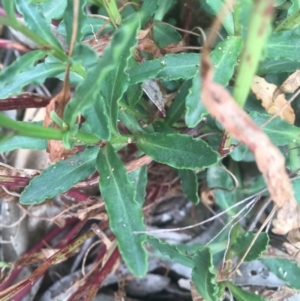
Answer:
[
  {"xmin": 233, "ymin": 0, "xmax": 275, "ymax": 107},
  {"xmin": 98, "ymin": 0, "xmax": 122, "ymax": 28},
  {"xmin": 275, "ymin": 8, "xmax": 300, "ymax": 32}
]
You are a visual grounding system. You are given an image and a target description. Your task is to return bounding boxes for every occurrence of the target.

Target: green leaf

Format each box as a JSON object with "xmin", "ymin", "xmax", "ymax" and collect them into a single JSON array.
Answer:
[
  {"xmin": 128, "ymin": 53, "xmax": 199, "ymax": 84},
  {"xmin": 147, "ymin": 236, "xmax": 195, "ymax": 268},
  {"xmin": 82, "ymin": 96, "xmax": 110, "ymax": 140},
  {"xmin": 96, "ymin": 143, "xmax": 147, "ymax": 277},
  {"xmin": 136, "ymin": 133, "xmax": 219, "ymax": 170},
  {"xmin": 64, "ymin": 15, "xmax": 141, "ymax": 135},
  {"xmin": 0, "ymin": 50, "xmax": 47, "ymax": 92},
  {"xmin": 39, "ymin": 0, "xmax": 67, "ymax": 22},
  {"xmin": 128, "ymin": 166, "xmax": 147, "ymax": 206},
  {"xmin": 153, "ymin": 23, "xmax": 181, "ymax": 48},
  {"xmin": 204, "ymin": 0, "xmax": 234, "ymax": 35},
  {"xmin": 16, "ymin": 0, "xmax": 63, "ymax": 51},
  {"xmin": 192, "ymin": 247, "xmax": 219, "ymax": 301},
  {"xmin": 292, "ymin": 177, "xmax": 300, "ymax": 205},
  {"xmin": 258, "ymin": 58, "xmax": 300, "ymax": 75},
  {"xmin": 262, "ymin": 258, "xmax": 300, "ymax": 289},
  {"xmin": 250, "ymin": 112, "xmax": 300, "ymax": 146},
  {"xmin": 266, "ymin": 27, "xmax": 300, "ymax": 62},
  {"xmin": 231, "ymin": 232, "xmax": 269, "ymax": 261},
  {"xmin": 177, "ymin": 169, "xmax": 199, "ymax": 204},
  {"xmin": 206, "ymin": 164, "xmax": 236, "ymax": 213},
  {"xmin": 20, "ymin": 147, "xmax": 99, "ymax": 205},
  {"xmin": 0, "ymin": 122, "xmax": 47, "ymax": 152},
  {"xmin": 3, "ymin": 0, "xmax": 18, "ymax": 24},
  {"xmin": 227, "ymin": 282, "xmax": 267, "ymax": 301},
  {"xmin": 64, "ymin": 0, "xmax": 87, "ymax": 46},
  {"xmin": 140, "ymin": 0, "xmax": 161, "ymax": 25},
  {"xmin": 125, "ymin": 83, "xmax": 143, "ymax": 107},
  {"xmin": 165, "ymin": 80, "xmax": 192, "ymax": 126},
  {"xmin": 288, "ymin": 0, "xmax": 300, "ymax": 15},
  {"xmin": 119, "ymin": 110, "xmax": 144, "ymax": 134},
  {"xmin": 0, "ymin": 62, "xmax": 66, "ymax": 99},
  {"xmin": 185, "ymin": 36, "xmax": 242, "ymax": 127},
  {"xmin": 234, "ymin": 0, "xmax": 252, "ymax": 37}
]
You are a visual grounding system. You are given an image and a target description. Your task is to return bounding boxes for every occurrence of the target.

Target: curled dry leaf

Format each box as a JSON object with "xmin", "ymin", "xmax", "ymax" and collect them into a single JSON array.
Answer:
[
  {"xmin": 251, "ymin": 75, "xmax": 295, "ymax": 124},
  {"xmin": 44, "ymin": 80, "xmax": 77, "ymax": 163},
  {"xmin": 273, "ymin": 69, "xmax": 300, "ymax": 100},
  {"xmin": 201, "ymin": 55, "xmax": 300, "ymax": 235}
]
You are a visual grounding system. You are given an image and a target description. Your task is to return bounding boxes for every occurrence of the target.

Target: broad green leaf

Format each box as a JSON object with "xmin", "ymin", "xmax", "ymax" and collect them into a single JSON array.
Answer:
[
  {"xmin": 177, "ymin": 169, "xmax": 199, "ymax": 204},
  {"xmin": 128, "ymin": 53, "xmax": 199, "ymax": 84},
  {"xmin": 20, "ymin": 147, "xmax": 99, "ymax": 205},
  {"xmin": 82, "ymin": 96, "xmax": 110, "ymax": 140},
  {"xmin": 227, "ymin": 282, "xmax": 267, "ymax": 301},
  {"xmin": 231, "ymin": 232, "xmax": 269, "ymax": 261},
  {"xmin": 262, "ymin": 258, "xmax": 300, "ymax": 289},
  {"xmin": 153, "ymin": 23, "xmax": 181, "ymax": 48},
  {"xmin": 258, "ymin": 58, "xmax": 300, "ymax": 75},
  {"xmin": 147, "ymin": 236, "xmax": 195, "ymax": 268},
  {"xmin": 96, "ymin": 143, "xmax": 147, "ymax": 277},
  {"xmin": 40, "ymin": 0, "xmax": 67, "ymax": 22},
  {"xmin": 250, "ymin": 112, "xmax": 300, "ymax": 146},
  {"xmin": 128, "ymin": 166, "xmax": 147, "ymax": 206},
  {"xmin": 185, "ymin": 36, "xmax": 242, "ymax": 127},
  {"xmin": 64, "ymin": 15, "xmax": 141, "ymax": 135},
  {"xmin": 140, "ymin": 0, "xmax": 161, "ymax": 25},
  {"xmin": 72, "ymin": 43, "xmax": 98, "ymax": 70},
  {"xmin": 136, "ymin": 133, "xmax": 219, "ymax": 170},
  {"xmin": 64, "ymin": 0, "xmax": 87, "ymax": 46},
  {"xmin": 0, "ymin": 63, "xmax": 66, "ymax": 99},
  {"xmin": 165, "ymin": 80, "xmax": 192, "ymax": 126},
  {"xmin": 266, "ymin": 27, "xmax": 300, "ymax": 62},
  {"xmin": 58, "ymin": 16, "xmax": 112, "ymax": 39},
  {"xmin": 0, "ymin": 50, "xmax": 47, "ymax": 92},
  {"xmin": 192, "ymin": 247, "xmax": 219, "ymax": 301},
  {"xmin": 206, "ymin": 164, "xmax": 236, "ymax": 213},
  {"xmin": 204, "ymin": 0, "xmax": 234, "ymax": 35},
  {"xmin": 16, "ymin": 0, "xmax": 63, "ymax": 51},
  {"xmin": 119, "ymin": 111, "xmax": 144, "ymax": 134}
]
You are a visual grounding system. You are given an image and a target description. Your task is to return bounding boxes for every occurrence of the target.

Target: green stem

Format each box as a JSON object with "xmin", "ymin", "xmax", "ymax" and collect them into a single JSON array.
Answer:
[
  {"xmin": 0, "ymin": 113, "xmax": 101, "ymax": 144},
  {"xmin": 0, "ymin": 113, "xmax": 63, "ymax": 140},
  {"xmin": 233, "ymin": 0, "xmax": 275, "ymax": 107},
  {"xmin": 288, "ymin": 142, "xmax": 300, "ymax": 171},
  {"xmin": 99, "ymin": 0, "xmax": 122, "ymax": 28}
]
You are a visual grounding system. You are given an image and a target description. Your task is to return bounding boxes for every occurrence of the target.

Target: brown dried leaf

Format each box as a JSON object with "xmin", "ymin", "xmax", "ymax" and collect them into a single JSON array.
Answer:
[
  {"xmin": 43, "ymin": 80, "xmax": 76, "ymax": 162},
  {"xmin": 201, "ymin": 55, "xmax": 300, "ymax": 235},
  {"xmin": 274, "ymin": 69, "xmax": 300, "ymax": 100},
  {"xmin": 251, "ymin": 75, "xmax": 295, "ymax": 124}
]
